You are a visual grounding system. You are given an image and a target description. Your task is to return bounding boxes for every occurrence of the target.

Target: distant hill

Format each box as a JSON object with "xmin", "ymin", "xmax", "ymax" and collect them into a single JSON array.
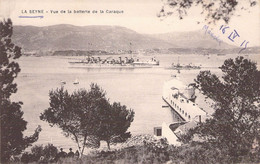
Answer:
[
  {"xmin": 148, "ymin": 30, "xmax": 235, "ymax": 49},
  {"xmin": 12, "ymin": 25, "xmax": 174, "ymax": 52},
  {"xmin": 12, "ymin": 24, "xmax": 256, "ymax": 55}
]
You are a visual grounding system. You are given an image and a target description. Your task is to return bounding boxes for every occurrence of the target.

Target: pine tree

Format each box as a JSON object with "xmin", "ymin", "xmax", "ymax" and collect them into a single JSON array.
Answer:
[
  {"xmin": 181, "ymin": 56, "xmax": 260, "ymax": 162},
  {"xmin": 159, "ymin": 0, "xmax": 257, "ymax": 23},
  {"xmin": 0, "ymin": 19, "xmax": 41, "ymax": 163},
  {"xmin": 40, "ymin": 83, "xmax": 134, "ymax": 154}
]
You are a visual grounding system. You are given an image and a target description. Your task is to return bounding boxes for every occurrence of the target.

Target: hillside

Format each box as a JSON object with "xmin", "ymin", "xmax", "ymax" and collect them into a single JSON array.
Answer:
[
  {"xmin": 149, "ymin": 30, "xmax": 235, "ymax": 49},
  {"xmin": 12, "ymin": 25, "xmax": 174, "ymax": 52},
  {"xmin": 12, "ymin": 24, "xmax": 252, "ymax": 55}
]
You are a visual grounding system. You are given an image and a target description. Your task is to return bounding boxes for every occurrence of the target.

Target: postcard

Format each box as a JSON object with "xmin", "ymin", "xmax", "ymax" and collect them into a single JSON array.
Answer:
[{"xmin": 1, "ymin": 0, "xmax": 260, "ymax": 163}]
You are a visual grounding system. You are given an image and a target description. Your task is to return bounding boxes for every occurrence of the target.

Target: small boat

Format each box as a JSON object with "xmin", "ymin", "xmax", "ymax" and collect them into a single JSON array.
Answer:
[
  {"xmin": 60, "ymin": 80, "xmax": 66, "ymax": 85},
  {"xmin": 73, "ymin": 79, "xmax": 79, "ymax": 84}
]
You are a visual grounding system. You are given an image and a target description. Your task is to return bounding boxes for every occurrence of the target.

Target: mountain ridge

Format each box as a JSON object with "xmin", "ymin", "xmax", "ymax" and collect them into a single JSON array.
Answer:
[
  {"xmin": 13, "ymin": 25, "xmax": 174, "ymax": 52},
  {"xmin": 13, "ymin": 24, "xmax": 236, "ymax": 53},
  {"xmin": 148, "ymin": 30, "xmax": 234, "ymax": 49}
]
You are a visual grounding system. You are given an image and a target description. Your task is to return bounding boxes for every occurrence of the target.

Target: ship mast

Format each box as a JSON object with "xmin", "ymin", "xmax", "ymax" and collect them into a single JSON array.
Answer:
[
  {"xmin": 177, "ymin": 56, "xmax": 180, "ymax": 74},
  {"xmin": 129, "ymin": 42, "xmax": 132, "ymax": 58}
]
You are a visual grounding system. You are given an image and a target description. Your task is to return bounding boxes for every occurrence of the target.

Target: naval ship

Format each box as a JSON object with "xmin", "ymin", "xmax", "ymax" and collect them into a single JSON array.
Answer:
[{"xmin": 69, "ymin": 56, "xmax": 160, "ymax": 68}]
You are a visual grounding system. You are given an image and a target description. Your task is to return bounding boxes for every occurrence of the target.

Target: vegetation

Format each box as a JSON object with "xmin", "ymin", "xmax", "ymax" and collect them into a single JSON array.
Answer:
[
  {"xmin": 0, "ymin": 19, "xmax": 41, "ymax": 163},
  {"xmin": 16, "ymin": 134, "xmax": 260, "ymax": 163},
  {"xmin": 159, "ymin": 0, "xmax": 258, "ymax": 23},
  {"xmin": 40, "ymin": 84, "xmax": 134, "ymax": 156},
  {"xmin": 31, "ymin": 144, "xmax": 58, "ymax": 162},
  {"xmin": 93, "ymin": 101, "xmax": 135, "ymax": 150},
  {"xmin": 55, "ymin": 135, "xmax": 173, "ymax": 164},
  {"xmin": 20, "ymin": 144, "xmax": 58, "ymax": 163},
  {"xmin": 178, "ymin": 56, "xmax": 260, "ymax": 163}
]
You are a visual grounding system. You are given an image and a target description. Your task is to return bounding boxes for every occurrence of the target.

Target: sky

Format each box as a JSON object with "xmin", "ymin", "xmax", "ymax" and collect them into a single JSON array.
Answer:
[{"xmin": 0, "ymin": 0, "xmax": 260, "ymax": 46}]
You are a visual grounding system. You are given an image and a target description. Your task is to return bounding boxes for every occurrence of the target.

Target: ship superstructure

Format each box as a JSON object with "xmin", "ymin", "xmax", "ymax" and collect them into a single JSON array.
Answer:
[
  {"xmin": 166, "ymin": 56, "xmax": 201, "ymax": 70},
  {"xmin": 69, "ymin": 56, "xmax": 159, "ymax": 68}
]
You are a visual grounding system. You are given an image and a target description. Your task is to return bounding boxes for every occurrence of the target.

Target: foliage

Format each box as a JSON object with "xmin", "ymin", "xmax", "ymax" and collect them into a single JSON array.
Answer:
[
  {"xmin": 179, "ymin": 56, "xmax": 260, "ymax": 162},
  {"xmin": 31, "ymin": 144, "xmax": 44, "ymax": 160},
  {"xmin": 40, "ymin": 86, "xmax": 93, "ymax": 156},
  {"xmin": 48, "ymin": 136, "xmax": 260, "ymax": 164},
  {"xmin": 167, "ymin": 142, "xmax": 232, "ymax": 164},
  {"xmin": 159, "ymin": 0, "xmax": 257, "ymax": 23},
  {"xmin": 58, "ymin": 136, "xmax": 175, "ymax": 164},
  {"xmin": 0, "ymin": 19, "xmax": 21, "ymax": 101},
  {"xmin": 140, "ymin": 138, "xmax": 170, "ymax": 163},
  {"xmin": 42, "ymin": 143, "xmax": 58, "ymax": 160},
  {"xmin": 40, "ymin": 83, "xmax": 134, "ymax": 155},
  {"xmin": 20, "ymin": 152, "xmax": 35, "ymax": 163},
  {"xmin": 92, "ymin": 101, "xmax": 135, "ymax": 149},
  {"xmin": 31, "ymin": 144, "xmax": 58, "ymax": 161},
  {"xmin": 0, "ymin": 18, "xmax": 41, "ymax": 163}
]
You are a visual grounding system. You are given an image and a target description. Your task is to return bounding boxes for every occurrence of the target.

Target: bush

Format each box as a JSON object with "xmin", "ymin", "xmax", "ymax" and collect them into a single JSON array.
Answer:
[
  {"xmin": 30, "ymin": 135, "xmax": 260, "ymax": 163},
  {"xmin": 58, "ymin": 135, "xmax": 175, "ymax": 164},
  {"xmin": 21, "ymin": 152, "xmax": 36, "ymax": 163},
  {"xmin": 29, "ymin": 143, "xmax": 58, "ymax": 162},
  {"xmin": 43, "ymin": 144, "xmax": 58, "ymax": 160},
  {"xmin": 31, "ymin": 145, "xmax": 44, "ymax": 161}
]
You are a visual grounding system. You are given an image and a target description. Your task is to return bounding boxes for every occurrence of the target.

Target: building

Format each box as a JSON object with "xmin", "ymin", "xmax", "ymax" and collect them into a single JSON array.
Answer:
[{"xmin": 154, "ymin": 78, "xmax": 211, "ymax": 145}]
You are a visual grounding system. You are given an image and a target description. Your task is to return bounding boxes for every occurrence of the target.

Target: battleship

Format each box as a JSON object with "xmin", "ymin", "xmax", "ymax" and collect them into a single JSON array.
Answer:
[{"xmin": 69, "ymin": 56, "xmax": 160, "ymax": 68}]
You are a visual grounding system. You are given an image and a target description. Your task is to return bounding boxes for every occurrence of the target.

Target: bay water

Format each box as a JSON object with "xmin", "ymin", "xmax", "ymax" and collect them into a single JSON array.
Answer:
[{"xmin": 12, "ymin": 53, "xmax": 259, "ymax": 151}]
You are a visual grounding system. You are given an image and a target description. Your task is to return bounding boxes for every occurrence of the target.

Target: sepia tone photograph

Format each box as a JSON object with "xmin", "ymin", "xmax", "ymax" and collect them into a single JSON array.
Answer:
[{"xmin": 1, "ymin": 0, "xmax": 260, "ymax": 163}]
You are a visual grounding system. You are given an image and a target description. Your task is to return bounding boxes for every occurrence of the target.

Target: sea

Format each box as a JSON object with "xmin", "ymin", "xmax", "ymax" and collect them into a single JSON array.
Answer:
[{"xmin": 11, "ymin": 53, "xmax": 259, "ymax": 152}]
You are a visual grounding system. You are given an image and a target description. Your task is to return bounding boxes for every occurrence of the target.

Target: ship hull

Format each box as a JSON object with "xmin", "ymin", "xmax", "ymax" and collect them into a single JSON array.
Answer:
[
  {"xmin": 165, "ymin": 67, "xmax": 201, "ymax": 70},
  {"xmin": 69, "ymin": 62, "xmax": 153, "ymax": 68}
]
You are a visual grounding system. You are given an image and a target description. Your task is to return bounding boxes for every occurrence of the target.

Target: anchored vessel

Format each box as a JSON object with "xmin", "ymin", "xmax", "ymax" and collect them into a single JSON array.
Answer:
[
  {"xmin": 168, "ymin": 63, "xmax": 201, "ymax": 70},
  {"xmin": 166, "ymin": 57, "xmax": 201, "ymax": 70},
  {"xmin": 69, "ymin": 56, "xmax": 159, "ymax": 68}
]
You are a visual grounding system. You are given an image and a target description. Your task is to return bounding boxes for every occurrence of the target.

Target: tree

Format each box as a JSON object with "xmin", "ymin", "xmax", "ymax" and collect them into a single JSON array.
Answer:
[
  {"xmin": 40, "ymin": 86, "xmax": 92, "ymax": 156},
  {"xmin": 42, "ymin": 144, "xmax": 58, "ymax": 160},
  {"xmin": 93, "ymin": 102, "xmax": 135, "ymax": 149},
  {"xmin": 40, "ymin": 83, "xmax": 134, "ymax": 155},
  {"xmin": 158, "ymin": 0, "xmax": 258, "ymax": 23},
  {"xmin": 31, "ymin": 145, "xmax": 44, "ymax": 161},
  {"xmin": 180, "ymin": 56, "xmax": 260, "ymax": 162},
  {"xmin": 31, "ymin": 144, "xmax": 58, "ymax": 162},
  {"xmin": 0, "ymin": 19, "xmax": 41, "ymax": 163}
]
